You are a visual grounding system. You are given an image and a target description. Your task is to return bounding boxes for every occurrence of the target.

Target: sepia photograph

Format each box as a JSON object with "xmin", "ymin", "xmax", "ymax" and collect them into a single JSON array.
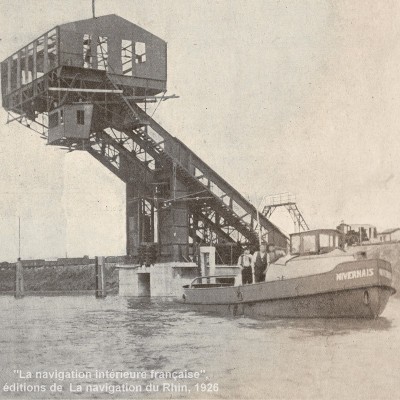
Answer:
[{"xmin": 0, "ymin": 0, "xmax": 399, "ymax": 399}]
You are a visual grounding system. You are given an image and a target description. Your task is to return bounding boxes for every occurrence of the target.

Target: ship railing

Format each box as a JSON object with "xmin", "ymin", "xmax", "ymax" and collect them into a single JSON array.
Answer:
[{"xmin": 189, "ymin": 274, "xmax": 238, "ymax": 288}]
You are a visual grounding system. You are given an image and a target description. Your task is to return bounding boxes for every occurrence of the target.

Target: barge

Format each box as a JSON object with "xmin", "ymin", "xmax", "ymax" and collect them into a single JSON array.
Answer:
[{"xmin": 182, "ymin": 229, "xmax": 396, "ymax": 318}]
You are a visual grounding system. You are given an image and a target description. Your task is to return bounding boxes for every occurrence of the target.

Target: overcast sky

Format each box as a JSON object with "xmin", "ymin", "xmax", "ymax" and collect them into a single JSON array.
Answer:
[{"xmin": 1, "ymin": 0, "xmax": 400, "ymax": 261}]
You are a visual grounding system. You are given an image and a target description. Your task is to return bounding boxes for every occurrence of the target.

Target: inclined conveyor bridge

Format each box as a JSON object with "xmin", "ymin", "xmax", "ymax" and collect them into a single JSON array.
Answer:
[{"xmin": 1, "ymin": 14, "xmax": 287, "ymax": 265}]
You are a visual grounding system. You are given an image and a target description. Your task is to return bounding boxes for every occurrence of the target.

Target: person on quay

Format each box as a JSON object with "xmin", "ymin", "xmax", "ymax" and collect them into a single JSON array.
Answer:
[
  {"xmin": 251, "ymin": 243, "xmax": 269, "ymax": 283},
  {"xmin": 237, "ymin": 248, "xmax": 253, "ymax": 284}
]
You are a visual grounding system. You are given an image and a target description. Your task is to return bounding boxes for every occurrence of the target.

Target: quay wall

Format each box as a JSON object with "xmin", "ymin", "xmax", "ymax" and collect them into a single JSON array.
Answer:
[{"xmin": 0, "ymin": 264, "xmax": 119, "ymax": 294}]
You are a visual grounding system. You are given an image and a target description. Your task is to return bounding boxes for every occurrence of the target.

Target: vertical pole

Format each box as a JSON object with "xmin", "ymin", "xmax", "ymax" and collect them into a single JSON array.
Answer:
[
  {"xmin": 95, "ymin": 256, "xmax": 100, "ymax": 297},
  {"xmin": 200, "ymin": 250, "xmax": 206, "ymax": 278},
  {"xmin": 208, "ymin": 247, "xmax": 216, "ymax": 284},
  {"xmin": 15, "ymin": 260, "xmax": 24, "ymax": 299},
  {"xmin": 257, "ymin": 196, "xmax": 263, "ymax": 247},
  {"xmin": 257, "ymin": 210, "xmax": 262, "ymax": 247},
  {"xmin": 92, "ymin": 0, "xmax": 96, "ymax": 18},
  {"xmin": 95, "ymin": 256, "xmax": 106, "ymax": 298},
  {"xmin": 18, "ymin": 217, "xmax": 21, "ymax": 260},
  {"xmin": 95, "ymin": 256, "xmax": 98, "ymax": 296},
  {"xmin": 100, "ymin": 257, "xmax": 105, "ymax": 298}
]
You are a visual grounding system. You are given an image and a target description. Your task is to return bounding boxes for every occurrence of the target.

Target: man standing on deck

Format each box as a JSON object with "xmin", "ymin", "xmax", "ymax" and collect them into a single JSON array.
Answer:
[
  {"xmin": 251, "ymin": 243, "xmax": 268, "ymax": 283},
  {"xmin": 237, "ymin": 248, "xmax": 253, "ymax": 284}
]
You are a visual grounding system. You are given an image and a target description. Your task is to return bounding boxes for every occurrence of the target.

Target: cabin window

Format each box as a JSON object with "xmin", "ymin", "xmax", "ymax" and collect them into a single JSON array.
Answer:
[
  {"xmin": 97, "ymin": 36, "xmax": 108, "ymax": 71},
  {"xmin": 20, "ymin": 45, "xmax": 33, "ymax": 85},
  {"xmin": 121, "ymin": 39, "xmax": 133, "ymax": 76},
  {"xmin": 77, "ymin": 110, "xmax": 85, "ymax": 125},
  {"xmin": 47, "ymin": 29, "xmax": 57, "ymax": 70},
  {"xmin": 291, "ymin": 235, "xmax": 300, "ymax": 254},
  {"xmin": 36, "ymin": 35, "xmax": 45, "ymax": 78},
  {"xmin": 320, "ymin": 234, "xmax": 330, "ymax": 248},
  {"xmin": 20, "ymin": 48, "xmax": 27, "ymax": 85},
  {"xmin": 10, "ymin": 54, "xmax": 18, "ymax": 91},
  {"xmin": 303, "ymin": 234, "xmax": 316, "ymax": 253},
  {"xmin": 83, "ymin": 34, "xmax": 93, "ymax": 68},
  {"xmin": 49, "ymin": 112, "xmax": 59, "ymax": 128},
  {"xmin": 0, "ymin": 61, "xmax": 8, "ymax": 95},
  {"xmin": 135, "ymin": 42, "xmax": 146, "ymax": 64},
  {"xmin": 26, "ymin": 44, "xmax": 34, "ymax": 83}
]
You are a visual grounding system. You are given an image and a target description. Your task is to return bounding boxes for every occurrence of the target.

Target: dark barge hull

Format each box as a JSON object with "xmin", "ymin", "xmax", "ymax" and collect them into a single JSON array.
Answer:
[
  {"xmin": 185, "ymin": 286, "xmax": 394, "ymax": 319},
  {"xmin": 183, "ymin": 259, "xmax": 396, "ymax": 319}
]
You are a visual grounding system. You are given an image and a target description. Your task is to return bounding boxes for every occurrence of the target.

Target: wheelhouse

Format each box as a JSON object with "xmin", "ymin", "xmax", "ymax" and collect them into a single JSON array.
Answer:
[{"xmin": 290, "ymin": 229, "xmax": 341, "ymax": 256}]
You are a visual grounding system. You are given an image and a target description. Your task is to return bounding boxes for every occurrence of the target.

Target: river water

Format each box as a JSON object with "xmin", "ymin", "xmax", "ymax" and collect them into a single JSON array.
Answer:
[{"xmin": 0, "ymin": 295, "xmax": 399, "ymax": 400}]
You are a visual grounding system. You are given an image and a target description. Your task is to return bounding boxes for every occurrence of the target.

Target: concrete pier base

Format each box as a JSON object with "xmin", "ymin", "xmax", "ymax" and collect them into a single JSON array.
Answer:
[
  {"xmin": 118, "ymin": 265, "xmax": 145, "ymax": 297},
  {"xmin": 150, "ymin": 262, "xmax": 199, "ymax": 297},
  {"xmin": 117, "ymin": 262, "xmax": 241, "ymax": 297},
  {"xmin": 118, "ymin": 262, "xmax": 199, "ymax": 297}
]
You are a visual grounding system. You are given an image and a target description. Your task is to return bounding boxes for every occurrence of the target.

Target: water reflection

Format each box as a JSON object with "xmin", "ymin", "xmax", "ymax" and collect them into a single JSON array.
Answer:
[
  {"xmin": 237, "ymin": 315, "xmax": 393, "ymax": 337},
  {"xmin": 0, "ymin": 296, "xmax": 399, "ymax": 399}
]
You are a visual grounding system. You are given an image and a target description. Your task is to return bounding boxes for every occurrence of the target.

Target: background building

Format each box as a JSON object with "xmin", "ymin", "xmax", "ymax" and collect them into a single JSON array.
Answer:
[
  {"xmin": 378, "ymin": 228, "xmax": 400, "ymax": 243},
  {"xmin": 336, "ymin": 221, "xmax": 377, "ymax": 245}
]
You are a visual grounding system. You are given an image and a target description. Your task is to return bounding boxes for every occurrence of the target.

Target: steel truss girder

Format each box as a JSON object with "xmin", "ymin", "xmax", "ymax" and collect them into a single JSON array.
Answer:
[
  {"xmin": 116, "ymin": 124, "xmax": 259, "ymax": 243},
  {"xmin": 190, "ymin": 208, "xmax": 247, "ymax": 245},
  {"xmin": 86, "ymin": 146, "xmax": 126, "ymax": 182},
  {"xmin": 110, "ymin": 95, "xmax": 285, "ymax": 246},
  {"xmin": 123, "ymin": 142, "xmax": 261, "ymax": 246},
  {"xmin": 9, "ymin": 73, "xmax": 261, "ymax": 246},
  {"xmin": 4, "ymin": 70, "xmax": 287, "ymax": 255},
  {"xmin": 263, "ymin": 202, "xmax": 309, "ymax": 232},
  {"xmin": 88, "ymin": 129, "xmax": 155, "ymax": 187}
]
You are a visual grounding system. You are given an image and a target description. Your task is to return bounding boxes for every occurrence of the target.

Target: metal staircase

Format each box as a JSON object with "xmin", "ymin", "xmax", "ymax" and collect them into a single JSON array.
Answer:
[{"xmin": 261, "ymin": 193, "xmax": 309, "ymax": 233}]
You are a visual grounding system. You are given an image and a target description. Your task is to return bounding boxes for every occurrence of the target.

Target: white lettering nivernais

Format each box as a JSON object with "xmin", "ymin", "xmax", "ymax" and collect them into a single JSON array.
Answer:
[
  {"xmin": 336, "ymin": 268, "xmax": 374, "ymax": 281},
  {"xmin": 379, "ymin": 269, "xmax": 392, "ymax": 280}
]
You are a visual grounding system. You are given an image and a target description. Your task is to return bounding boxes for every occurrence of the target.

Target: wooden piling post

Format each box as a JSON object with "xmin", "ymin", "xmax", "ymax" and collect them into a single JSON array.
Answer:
[
  {"xmin": 15, "ymin": 260, "xmax": 24, "ymax": 299},
  {"xmin": 95, "ymin": 256, "xmax": 106, "ymax": 298}
]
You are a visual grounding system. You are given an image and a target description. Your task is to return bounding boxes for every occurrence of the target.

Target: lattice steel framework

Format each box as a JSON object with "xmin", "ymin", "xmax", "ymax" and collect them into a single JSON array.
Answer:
[
  {"xmin": 1, "ymin": 15, "xmax": 288, "ymax": 263},
  {"xmin": 261, "ymin": 193, "xmax": 309, "ymax": 233}
]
